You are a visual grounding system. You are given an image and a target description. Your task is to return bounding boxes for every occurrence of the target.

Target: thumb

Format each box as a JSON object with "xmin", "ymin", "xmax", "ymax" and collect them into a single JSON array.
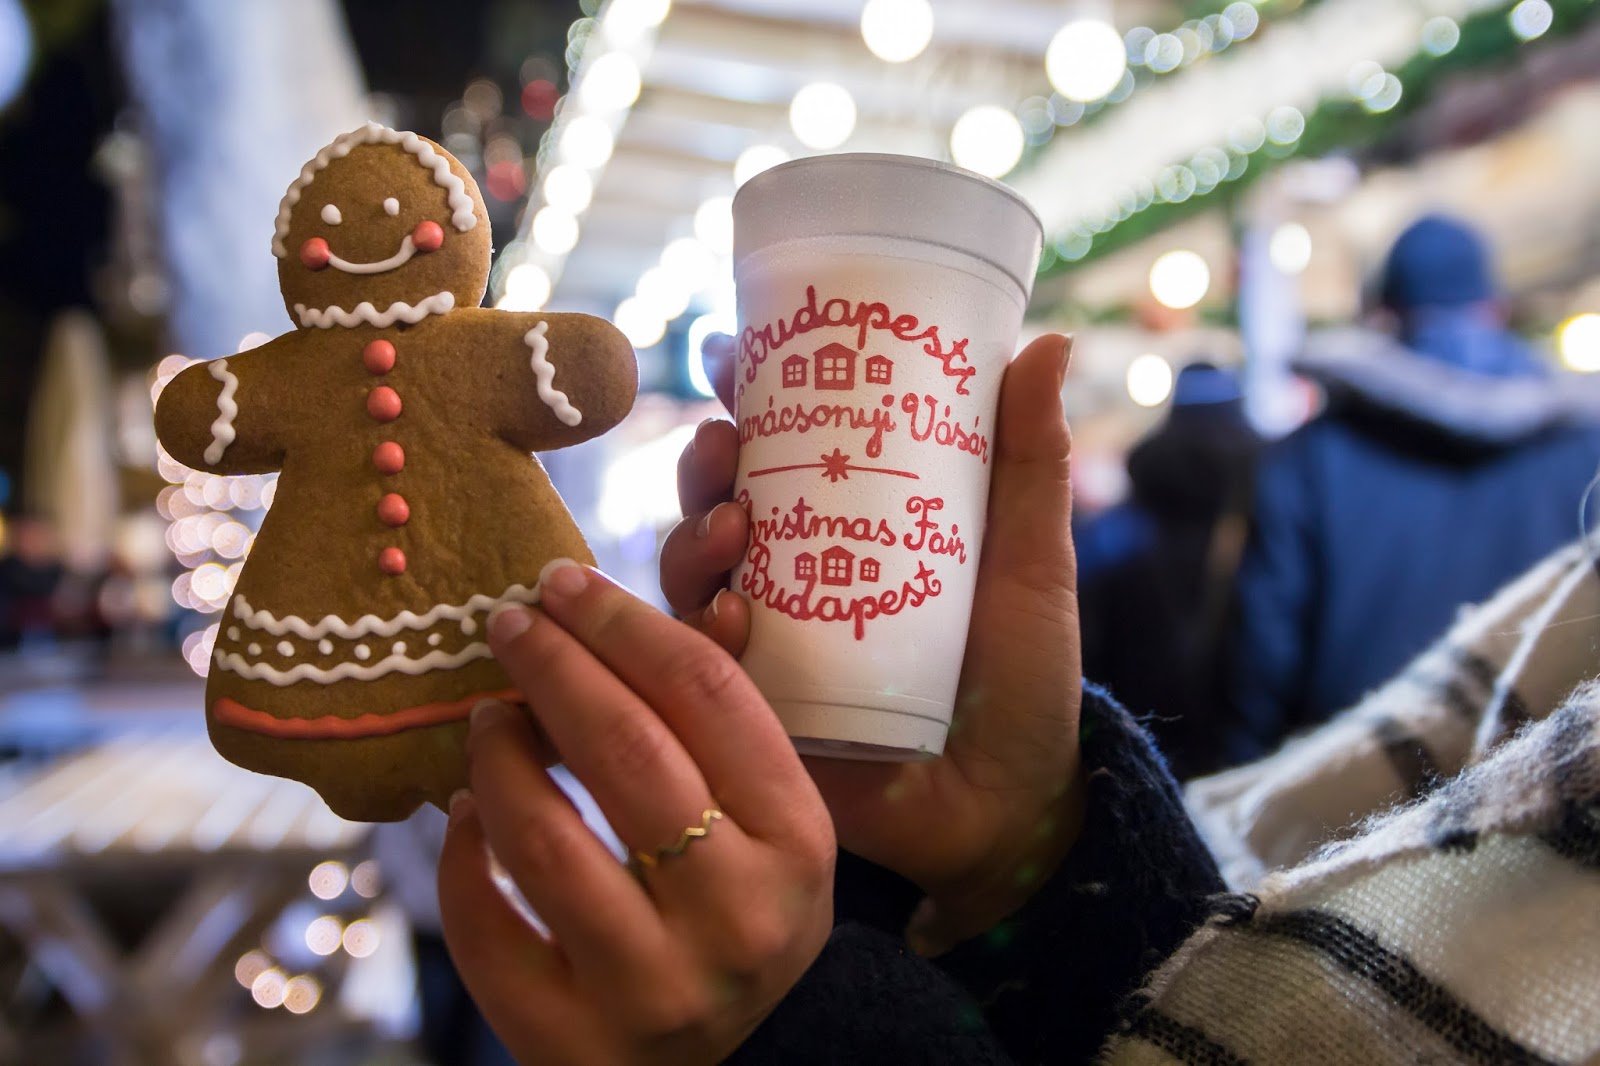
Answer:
[{"xmin": 983, "ymin": 334, "xmax": 1075, "ymax": 596}]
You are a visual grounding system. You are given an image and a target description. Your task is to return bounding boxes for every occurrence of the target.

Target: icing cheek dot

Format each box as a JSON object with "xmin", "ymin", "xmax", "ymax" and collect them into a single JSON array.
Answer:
[
  {"xmin": 248, "ymin": 643, "xmax": 262, "ymax": 656},
  {"xmin": 428, "ymin": 633, "xmax": 442, "ymax": 647},
  {"xmin": 378, "ymin": 547, "xmax": 408, "ymax": 576},
  {"xmin": 363, "ymin": 339, "xmax": 396, "ymax": 375},
  {"xmin": 318, "ymin": 639, "xmax": 333, "ymax": 655},
  {"xmin": 393, "ymin": 641, "xmax": 407, "ymax": 655},
  {"xmin": 373, "ymin": 441, "xmax": 406, "ymax": 475},
  {"xmin": 460, "ymin": 617, "xmax": 478, "ymax": 635},
  {"xmin": 355, "ymin": 644, "xmax": 371, "ymax": 661},
  {"xmin": 227, "ymin": 626, "xmax": 240, "ymax": 641},
  {"xmin": 367, "ymin": 386, "xmax": 403, "ymax": 422},
  {"xmin": 277, "ymin": 641, "xmax": 295, "ymax": 657},
  {"xmin": 321, "ymin": 203, "xmax": 343, "ymax": 225},
  {"xmin": 384, "ymin": 197, "xmax": 400, "ymax": 216},
  {"xmin": 299, "ymin": 237, "xmax": 331, "ymax": 270},
  {"xmin": 412, "ymin": 220, "xmax": 445, "ymax": 252}
]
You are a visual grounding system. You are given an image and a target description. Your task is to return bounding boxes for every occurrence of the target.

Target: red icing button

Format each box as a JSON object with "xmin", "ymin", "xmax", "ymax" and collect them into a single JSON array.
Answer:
[
  {"xmin": 363, "ymin": 339, "xmax": 396, "ymax": 375},
  {"xmin": 366, "ymin": 386, "xmax": 402, "ymax": 422},
  {"xmin": 377, "ymin": 493, "xmax": 411, "ymax": 527},
  {"xmin": 378, "ymin": 547, "xmax": 408, "ymax": 576},
  {"xmin": 373, "ymin": 441, "xmax": 405, "ymax": 474},
  {"xmin": 300, "ymin": 237, "xmax": 331, "ymax": 270},
  {"xmin": 413, "ymin": 220, "xmax": 445, "ymax": 253}
]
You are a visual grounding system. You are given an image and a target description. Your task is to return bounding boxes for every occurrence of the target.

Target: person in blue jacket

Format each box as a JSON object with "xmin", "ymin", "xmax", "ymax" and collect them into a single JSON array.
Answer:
[{"xmin": 1223, "ymin": 214, "xmax": 1600, "ymax": 764}]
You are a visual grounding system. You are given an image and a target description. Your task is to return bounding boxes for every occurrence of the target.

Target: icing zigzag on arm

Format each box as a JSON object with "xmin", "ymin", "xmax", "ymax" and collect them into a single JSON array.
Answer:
[
  {"xmin": 204, "ymin": 359, "xmax": 240, "ymax": 465},
  {"xmin": 524, "ymin": 321, "xmax": 583, "ymax": 427}
]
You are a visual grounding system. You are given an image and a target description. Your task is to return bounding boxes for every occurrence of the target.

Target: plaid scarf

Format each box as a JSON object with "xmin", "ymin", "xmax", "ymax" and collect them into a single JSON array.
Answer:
[{"xmin": 1110, "ymin": 542, "xmax": 1600, "ymax": 1063}]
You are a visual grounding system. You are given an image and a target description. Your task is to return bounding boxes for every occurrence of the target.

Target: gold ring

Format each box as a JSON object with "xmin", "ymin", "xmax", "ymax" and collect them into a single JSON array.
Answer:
[{"xmin": 630, "ymin": 809, "xmax": 724, "ymax": 871}]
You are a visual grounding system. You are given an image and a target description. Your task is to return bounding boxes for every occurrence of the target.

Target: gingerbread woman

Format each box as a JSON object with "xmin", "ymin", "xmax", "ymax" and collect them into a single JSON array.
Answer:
[{"xmin": 155, "ymin": 123, "xmax": 637, "ymax": 821}]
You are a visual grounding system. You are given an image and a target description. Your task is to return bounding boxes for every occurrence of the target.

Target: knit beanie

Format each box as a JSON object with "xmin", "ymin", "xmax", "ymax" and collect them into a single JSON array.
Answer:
[{"xmin": 1379, "ymin": 215, "xmax": 1498, "ymax": 312}]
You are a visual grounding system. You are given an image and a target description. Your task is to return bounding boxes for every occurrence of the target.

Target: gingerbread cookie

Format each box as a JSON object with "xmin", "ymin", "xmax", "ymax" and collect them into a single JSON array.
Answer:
[{"xmin": 154, "ymin": 123, "xmax": 637, "ymax": 821}]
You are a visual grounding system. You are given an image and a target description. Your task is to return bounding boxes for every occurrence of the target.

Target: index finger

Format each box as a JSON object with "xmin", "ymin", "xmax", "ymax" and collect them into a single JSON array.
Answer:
[{"xmin": 532, "ymin": 560, "xmax": 817, "ymax": 845}]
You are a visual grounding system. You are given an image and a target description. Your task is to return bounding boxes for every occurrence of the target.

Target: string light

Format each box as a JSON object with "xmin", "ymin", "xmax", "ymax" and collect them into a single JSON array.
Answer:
[
  {"xmin": 1270, "ymin": 222, "xmax": 1313, "ymax": 275},
  {"xmin": 615, "ymin": 297, "xmax": 668, "ymax": 349},
  {"xmin": 1558, "ymin": 314, "xmax": 1600, "ymax": 373},
  {"xmin": 532, "ymin": 207, "xmax": 581, "ymax": 255},
  {"xmin": 734, "ymin": 144, "xmax": 789, "ymax": 187},
  {"xmin": 1127, "ymin": 354, "xmax": 1174, "ymax": 407},
  {"xmin": 693, "ymin": 196, "xmax": 735, "ymax": 255},
  {"xmin": 789, "ymin": 83, "xmax": 856, "ymax": 150},
  {"xmin": 1149, "ymin": 250, "xmax": 1211, "ymax": 309},
  {"xmin": 542, "ymin": 164, "xmax": 594, "ymax": 214},
  {"xmin": 1046, "ymin": 20, "xmax": 1128, "ymax": 103},
  {"xmin": 578, "ymin": 51, "xmax": 642, "ymax": 112},
  {"xmin": 1509, "ymin": 0, "xmax": 1554, "ymax": 41},
  {"xmin": 860, "ymin": 0, "xmax": 933, "ymax": 63},
  {"xmin": 498, "ymin": 263, "xmax": 552, "ymax": 311},
  {"xmin": 949, "ymin": 106, "xmax": 1025, "ymax": 178}
]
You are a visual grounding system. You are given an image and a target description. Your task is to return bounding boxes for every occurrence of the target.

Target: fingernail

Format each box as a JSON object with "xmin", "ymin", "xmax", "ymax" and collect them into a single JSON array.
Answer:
[
  {"xmin": 537, "ymin": 557, "xmax": 587, "ymax": 601},
  {"xmin": 487, "ymin": 603, "xmax": 532, "ymax": 644},
  {"xmin": 1055, "ymin": 335, "xmax": 1072, "ymax": 385},
  {"xmin": 695, "ymin": 509, "xmax": 714, "ymax": 538},
  {"xmin": 469, "ymin": 698, "xmax": 511, "ymax": 740},
  {"xmin": 706, "ymin": 589, "xmax": 724, "ymax": 622},
  {"xmin": 448, "ymin": 788, "xmax": 475, "ymax": 825}
]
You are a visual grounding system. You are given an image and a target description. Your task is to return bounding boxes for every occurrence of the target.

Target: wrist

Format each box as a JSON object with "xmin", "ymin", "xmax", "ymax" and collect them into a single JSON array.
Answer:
[{"xmin": 907, "ymin": 763, "xmax": 1086, "ymax": 955}]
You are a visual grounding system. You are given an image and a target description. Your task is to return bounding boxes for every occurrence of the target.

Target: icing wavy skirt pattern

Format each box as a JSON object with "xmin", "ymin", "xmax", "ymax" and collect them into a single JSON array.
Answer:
[{"xmin": 213, "ymin": 583, "xmax": 541, "ymax": 686}]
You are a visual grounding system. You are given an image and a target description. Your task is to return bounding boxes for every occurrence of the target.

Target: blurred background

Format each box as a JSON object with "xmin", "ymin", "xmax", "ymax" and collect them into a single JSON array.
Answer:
[{"xmin": 1, "ymin": 0, "xmax": 1599, "ymax": 1061}]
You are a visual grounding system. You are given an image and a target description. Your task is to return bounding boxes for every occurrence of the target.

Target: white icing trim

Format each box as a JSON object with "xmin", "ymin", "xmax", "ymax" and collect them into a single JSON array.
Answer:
[
  {"xmin": 232, "ymin": 582, "xmax": 541, "ymax": 640},
  {"xmin": 525, "ymin": 321, "xmax": 583, "ymax": 427},
  {"xmin": 327, "ymin": 234, "xmax": 417, "ymax": 276},
  {"xmin": 295, "ymin": 291, "xmax": 455, "ymax": 329},
  {"xmin": 321, "ymin": 204, "xmax": 342, "ymax": 225},
  {"xmin": 384, "ymin": 197, "xmax": 400, "ymax": 216},
  {"xmin": 215, "ymin": 643, "xmax": 493, "ymax": 686},
  {"xmin": 272, "ymin": 122, "xmax": 477, "ymax": 258},
  {"xmin": 203, "ymin": 359, "xmax": 239, "ymax": 465}
]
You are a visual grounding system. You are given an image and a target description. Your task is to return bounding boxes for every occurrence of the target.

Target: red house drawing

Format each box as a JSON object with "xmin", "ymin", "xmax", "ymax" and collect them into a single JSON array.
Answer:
[
  {"xmin": 814, "ymin": 343, "xmax": 856, "ymax": 391},
  {"xmin": 795, "ymin": 552, "xmax": 817, "ymax": 581},
  {"xmin": 865, "ymin": 354, "xmax": 893, "ymax": 385},
  {"xmin": 821, "ymin": 545, "xmax": 855, "ymax": 586},
  {"xmin": 782, "ymin": 353, "xmax": 808, "ymax": 388},
  {"xmin": 859, "ymin": 558, "xmax": 881, "ymax": 582}
]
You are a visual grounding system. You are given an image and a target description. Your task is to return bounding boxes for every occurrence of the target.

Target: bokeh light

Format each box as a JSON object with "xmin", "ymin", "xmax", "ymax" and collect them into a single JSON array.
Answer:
[
  {"xmin": 1149, "ymin": 250, "xmax": 1211, "ymax": 310},
  {"xmin": 304, "ymin": 916, "xmax": 343, "ymax": 956},
  {"xmin": 1510, "ymin": 0, "xmax": 1554, "ymax": 41},
  {"xmin": 341, "ymin": 919, "xmax": 381, "ymax": 959},
  {"xmin": 949, "ymin": 106, "xmax": 1025, "ymax": 178},
  {"xmin": 578, "ymin": 51, "xmax": 642, "ymax": 112},
  {"xmin": 789, "ymin": 83, "xmax": 856, "ymax": 150},
  {"xmin": 860, "ymin": 0, "xmax": 933, "ymax": 63},
  {"xmin": 499, "ymin": 263, "xmax": 552, "ymax": 312},
  {"xmin": 559, "ymin": 115, "xmax": 615, "ymax": 169},
  {"xmin": 1127, "ymin": 354, "xmax": 1175, "ymax": 407},
  {"xmin": 1046, "ymin": 20, "xmax": 1128, "ymax": 102},
  {"xmin": 308, "ymin": 860, "xmax": 349, "ymax": 901},
  {"xmin": 532, "ymin": 207, "xmax": 581, "ymax": 255},
  {"xmin": 1558, "ymin": 314, "xmax": 1600, "ymax": 373},
  {"xmin": 1270, "ymin": 223, "xmax": 1313, "ymax": 275},
  {"xmin": 734, "ymin": 144, "xmax": 789, "ymax": 187},
  {"xmin": 693, "ymin": 196, "xmax": 735, "ymax": 255},
  {"xmin": 615, "ymin": 297, "xmax": 668, "ymax": 349}
]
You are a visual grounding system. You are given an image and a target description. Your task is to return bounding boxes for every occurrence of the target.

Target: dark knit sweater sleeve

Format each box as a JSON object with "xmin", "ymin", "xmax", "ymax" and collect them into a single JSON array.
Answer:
[
  {"xmin": 932, "ymin": 684, "xmax": 1226, "ymax": 1063},
  {"xmin": 731, "ymin": 685, "xmax": 1224, "ymax": 1064}
]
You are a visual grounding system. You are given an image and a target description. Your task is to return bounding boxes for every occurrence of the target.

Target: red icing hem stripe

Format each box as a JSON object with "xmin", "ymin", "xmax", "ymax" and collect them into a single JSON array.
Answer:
[{"xmin": 213, "ymin": 688, "xmax": 520, "ymax": 740}]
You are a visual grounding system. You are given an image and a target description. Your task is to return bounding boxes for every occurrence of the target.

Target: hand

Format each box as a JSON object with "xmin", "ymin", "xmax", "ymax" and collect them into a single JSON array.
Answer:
[
  {"xmin": 438, "ymin": 561, "xmax": 836, "ymax": 1065},
  {"xmin": 662, "ymin": 333, "xmax": 1084, "ymax": 953}
]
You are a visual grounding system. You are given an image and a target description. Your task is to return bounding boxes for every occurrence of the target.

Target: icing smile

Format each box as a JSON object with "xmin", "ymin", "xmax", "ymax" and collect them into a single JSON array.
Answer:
[{"xmin": 300, "ymin": 220, "xmax": 445, "ymax": 275}]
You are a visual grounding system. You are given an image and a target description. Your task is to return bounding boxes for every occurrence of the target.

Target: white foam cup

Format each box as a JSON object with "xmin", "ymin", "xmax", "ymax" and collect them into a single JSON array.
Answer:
[{"xmin": 730, "ymin": 153, "xmax": 1042, "ymax": 760}]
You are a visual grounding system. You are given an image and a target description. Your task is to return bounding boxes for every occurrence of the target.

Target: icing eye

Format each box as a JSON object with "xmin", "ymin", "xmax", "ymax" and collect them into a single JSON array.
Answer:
[
  {"xmin": 321, "ymin": 203, "xmax": 342, "ymax": 225},
  {"xmin": 383, "ymin": 197, "xmax": 400, "ymax": 217}
]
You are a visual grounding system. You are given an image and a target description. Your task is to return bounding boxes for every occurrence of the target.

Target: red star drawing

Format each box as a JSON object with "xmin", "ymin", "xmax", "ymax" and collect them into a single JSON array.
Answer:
[{"xmin": 819, "ymin": 448, "xmax": 852, "ymax": 483}]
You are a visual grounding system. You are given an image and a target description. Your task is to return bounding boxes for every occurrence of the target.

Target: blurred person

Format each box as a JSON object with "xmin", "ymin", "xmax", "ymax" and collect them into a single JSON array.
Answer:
[
  {"xmin": 434, "ymin": 334, "xmax": 1598, "ymax": 1064},
  {"xmin": 0, "ymin": 515, "xmax": 64, "ymax": 649},
  {"xmin": 1077, "ymin": 362, "xmax": 1260, "ymax": 779},
  {"xmin": 1224, "ymin": 214, "xmax": 1600, "ymax": 765}
]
